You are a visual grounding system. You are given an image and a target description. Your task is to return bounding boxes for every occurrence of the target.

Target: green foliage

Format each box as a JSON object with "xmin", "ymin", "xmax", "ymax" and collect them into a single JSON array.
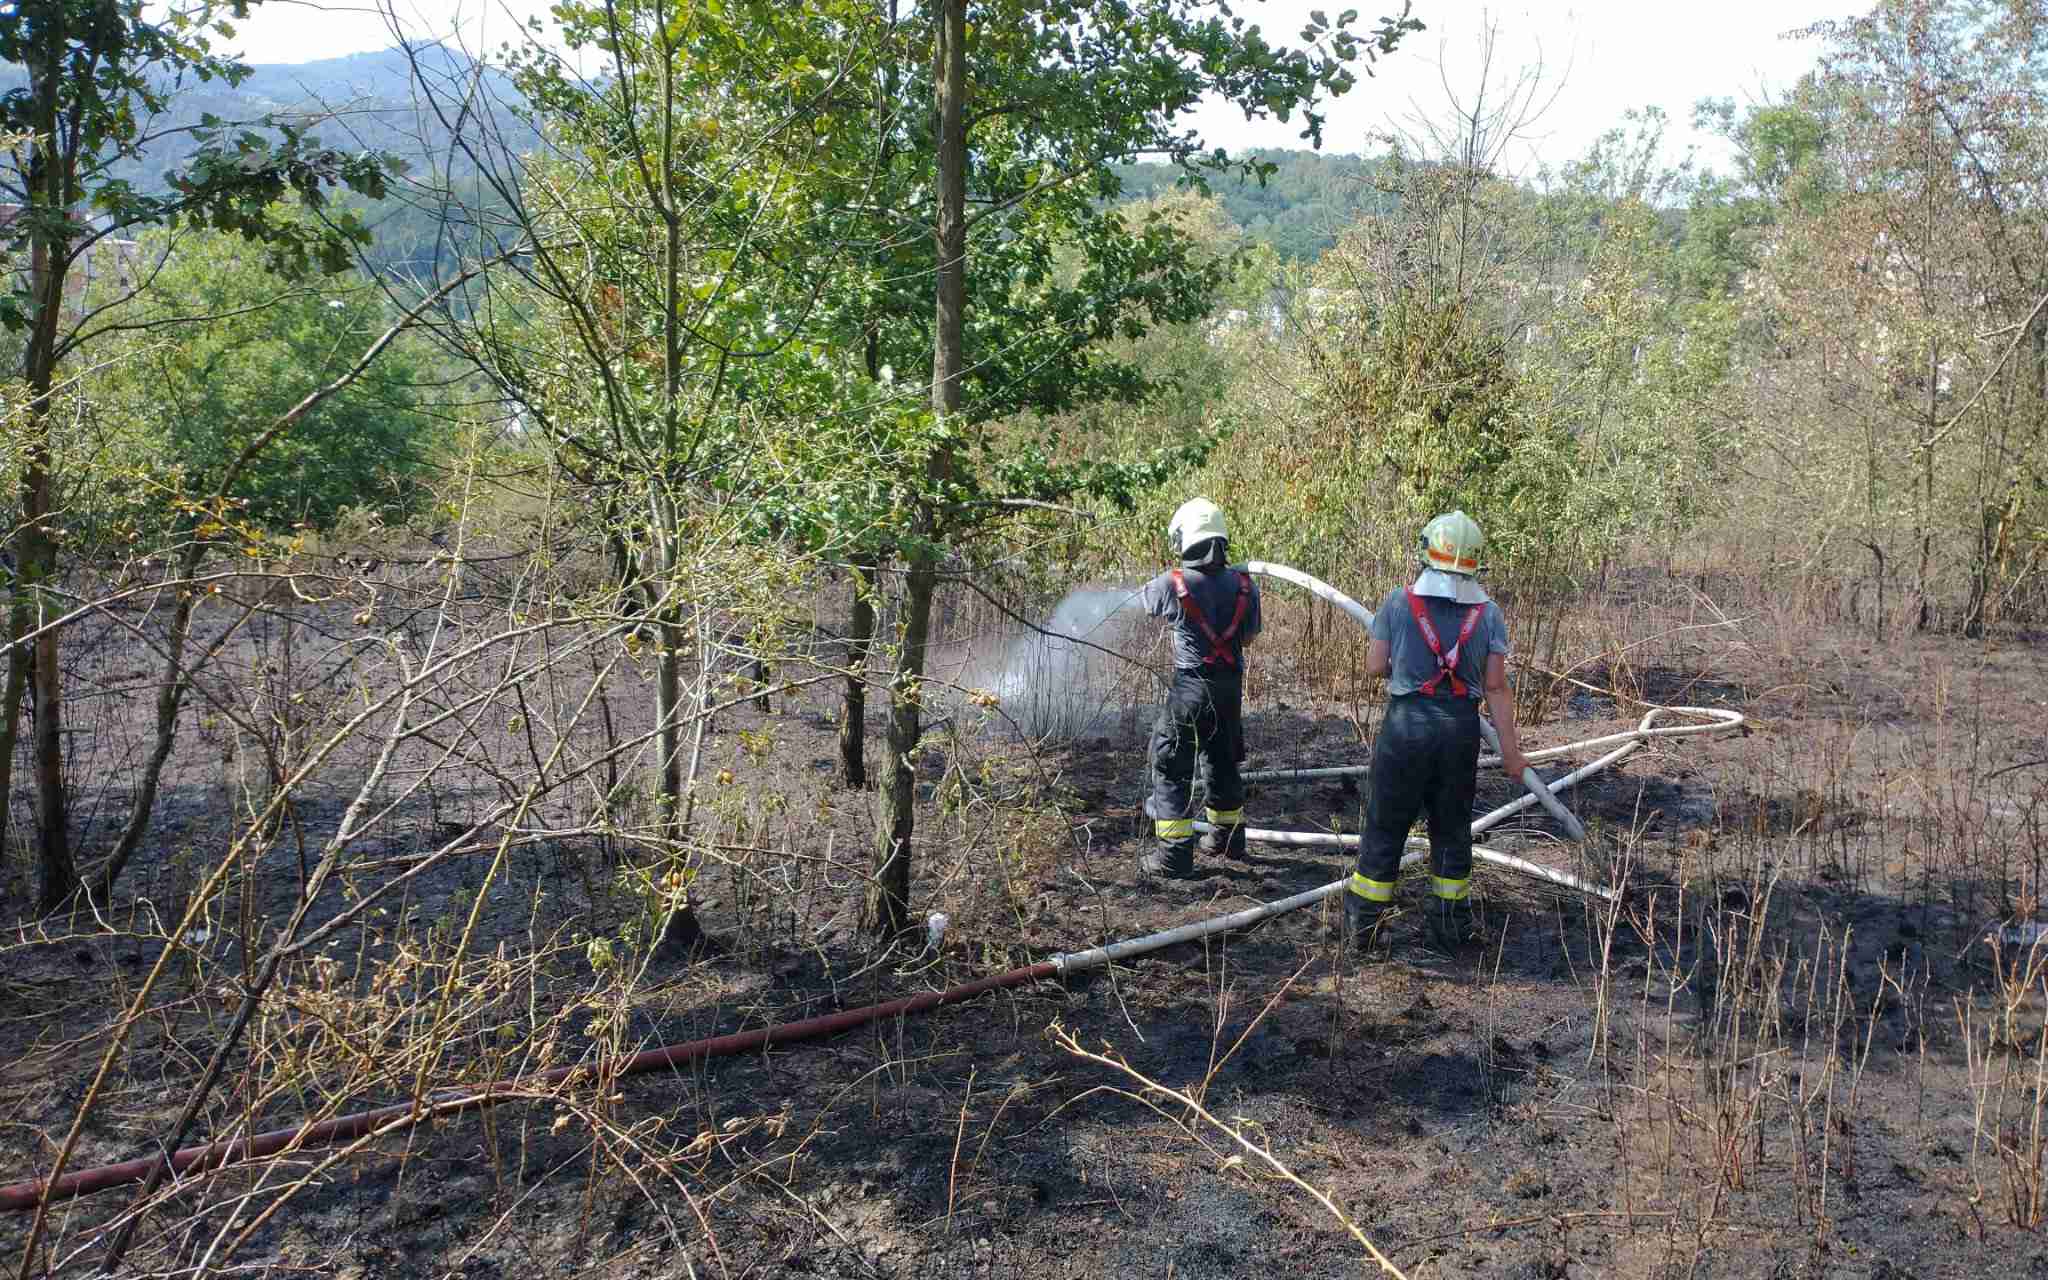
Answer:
[
  {"xmin": 1332, "ymin": 290, "xmax": 1524, "ymax": 517},
  {"xmin": 803, "ymin": 0, "xmax": 1418, "ymax": 545},
  {"xmin": 1106, "ymin": 117, "xmax": 1740, "ymax": 595},
  {"xmin": 450, "ymin": 0, "xmax": 888, "ymax": 600},
  {"xmin": 1155, "ymin": 263, "xmax": 1566, "ymax": 586},
  {"xmin": 136, "ymin": 232, "xmax": 444, "ymax": 528},
  {"xmin": 165, "ymin": 119, "xmax": 393, "ymax": 276},
  {"xmin": 1672, "ymin": 99, "xmax": 1834, "ymax": 300},
  {"xmin": 1518, "ymin": 200, "xmax": 1738, "ymax": 560},
  {"xmin": 1737, "ymin": 105, "xmax": 1833, "ymax": 208},
  {"xmin": 0, "ymin": 1, "xmax": 400, "ymax": 334},
  {"xmin": 80, "ymin": 227, "xmax": 447, "ymax": 531},
  {"xmin": 1113, "ymin": 149, "xmax": 1399, "ymax": 261}
]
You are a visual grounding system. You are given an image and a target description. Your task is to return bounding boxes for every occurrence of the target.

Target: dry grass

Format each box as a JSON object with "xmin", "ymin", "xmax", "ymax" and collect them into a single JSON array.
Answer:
[{"xmin": 3, "ymin": 552, "xmax": 2047, "ymax": 1279}]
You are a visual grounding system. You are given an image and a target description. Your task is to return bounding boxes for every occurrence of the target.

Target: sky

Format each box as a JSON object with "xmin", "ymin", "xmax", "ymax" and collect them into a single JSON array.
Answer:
[{"xmin": 219, "ymin": 0, "xmax": 1867, "ymax": 174}]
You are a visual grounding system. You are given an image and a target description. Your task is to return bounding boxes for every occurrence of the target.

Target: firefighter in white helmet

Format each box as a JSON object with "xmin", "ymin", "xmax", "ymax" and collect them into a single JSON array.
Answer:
[
  {"xmin": 1348, "ymin": 510, "xmax": 1531, "ymax": 950},
  {"xmin": 1138, "ymin": 497, "xmax": 1262, "ymax": 877}
]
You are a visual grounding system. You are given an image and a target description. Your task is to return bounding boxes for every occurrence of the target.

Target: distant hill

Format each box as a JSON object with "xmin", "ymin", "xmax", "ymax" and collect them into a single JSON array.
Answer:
[
  {"xmin": 1114, "ymin": 150, "xmax": 1397, "ymax": 261},
  {"xmin": 2, "ymin": 45, "xmax": 533, "ymax": 274},
  {"xmin": 54, "ymin": 44, "xmax": 533, "ymax": 186},
  {"xmin": 7, "ymin": 45, "xmax": 1388, "ymax": 269}
]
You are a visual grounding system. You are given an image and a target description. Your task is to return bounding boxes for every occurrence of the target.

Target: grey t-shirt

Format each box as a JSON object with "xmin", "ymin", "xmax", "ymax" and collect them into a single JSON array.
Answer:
[
  {"xmin": 1369, "ymin": 587, "xmax": 1510, "ymax": 699},
  {"xmin": 1141, "ymin": 563, "xmax": 1263, "ymax": 671}
]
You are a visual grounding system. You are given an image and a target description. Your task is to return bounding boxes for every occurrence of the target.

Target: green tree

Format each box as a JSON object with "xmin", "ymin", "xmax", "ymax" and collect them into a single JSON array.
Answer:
[
  {"xmin": 90, "ymin": 228, "xmax": 444, "ymax": 532},
  {"xmin": 0, "ymin": 0, "xmax": 395, "ymax": 911},
  {"xmin": 847, "ymin": 0, "xmax": 1421, "ymax": 937},
  {"xmin": 1678, "ymin": 99, "xmax": 1832, "ymax": 299},
  {"xmin": 403, "ymin": 0, "xmax": 899, "ymax": 948}
]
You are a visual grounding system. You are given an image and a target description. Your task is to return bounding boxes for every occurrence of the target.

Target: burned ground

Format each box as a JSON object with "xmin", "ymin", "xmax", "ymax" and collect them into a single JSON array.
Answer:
[{"xmin": 3, "ymin": 563, "xmax": 2047, "ymax": 1280}]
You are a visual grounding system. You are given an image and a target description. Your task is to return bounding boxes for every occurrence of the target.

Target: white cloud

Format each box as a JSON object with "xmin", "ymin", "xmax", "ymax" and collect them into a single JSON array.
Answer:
[
  {"xmin": 221, "ymin": 0, "xmax": 1858, "ymax": 171},
  {"xmin": 214, "ymin": 0, "xmax": 557, "ymax": 65},
  {"xmin": 1184, "ymin": 1, "xmax": 1859, "ymax": 173}
]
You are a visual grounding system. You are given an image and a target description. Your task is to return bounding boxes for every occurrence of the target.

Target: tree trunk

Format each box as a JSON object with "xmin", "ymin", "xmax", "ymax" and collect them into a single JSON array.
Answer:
[
  {"xmin": 15, "ymin": 144, "xmax": 75, "ymax": 913},
  {"xmin": 23, "ymin": 469, "xmax": 68, "ymax": 914},
  {"xmin": 1916, "ymin": 337, "xmax": 1937, "ymax": 632},
  {"xmin": 655, "ymin": 606, "xmax": 686, "ymax": 839},
  {"xmin": 656, "ymin": 605, "xmax": 709, "ymax": 956},
  {"xmin": 838, "ymin": 556, "xmax": 876, "ymax": 788},
  {"xmin": 868, "ymin": 554, "xmax": 936, "ymax": 939},
  {"xmin": 2034, "ymin": 310, "xmax": 2047, "ymax": 414},
  {"xmin": 868, "ymin": 0, "xmax": 966, "ymax": 939}
]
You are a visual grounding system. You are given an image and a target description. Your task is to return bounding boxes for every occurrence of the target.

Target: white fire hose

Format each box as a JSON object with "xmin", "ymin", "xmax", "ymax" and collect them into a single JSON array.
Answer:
[
  {"xmin": 1160, "ymin": 563, "xmax": 1747, "ymax": 909},
  {"xmin": 1243, "ymin": 561, "xmax": 1591, "ymax": 839}
]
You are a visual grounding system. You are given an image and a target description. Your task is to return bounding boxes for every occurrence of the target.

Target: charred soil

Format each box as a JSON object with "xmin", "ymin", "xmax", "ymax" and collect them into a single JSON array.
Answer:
[{"xmin": 3, "ymin": 566, "xmax": 2047, "ymax": 1280}]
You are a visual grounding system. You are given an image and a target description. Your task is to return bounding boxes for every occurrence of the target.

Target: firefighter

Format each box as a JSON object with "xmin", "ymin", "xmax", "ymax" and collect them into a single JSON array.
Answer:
[
  {"xmin": 1347, "ymin": 510, "xmax": 1531, "ymax": 950},
  {"xmin": 1139, "ymin": 498, "xmax": 1261, "ymax": 877}
]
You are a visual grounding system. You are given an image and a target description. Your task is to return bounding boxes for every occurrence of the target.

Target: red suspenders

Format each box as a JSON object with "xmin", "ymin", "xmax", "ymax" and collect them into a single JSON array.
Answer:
[
  {"xmin": 1171, "ymin": 568, "xmax": 1251, "ymax": 669},
  {"xmin": 1404, "ymin": 587, "xmax": 1483, "ymax": 696}
]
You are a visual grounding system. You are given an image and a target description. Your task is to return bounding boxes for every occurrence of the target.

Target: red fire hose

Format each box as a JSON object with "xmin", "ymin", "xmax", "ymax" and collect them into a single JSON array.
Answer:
[
  {"xmin": 2, "ymin": 564, "xmax": 1743, "ymax": 1217},
  {"xmin": 0, "ymin": 960, "xmax": 1058, "ymax": 1213},
  {"xmin": 2, "ymin": 813, "xmax": 1647, "ymax": 1214}
]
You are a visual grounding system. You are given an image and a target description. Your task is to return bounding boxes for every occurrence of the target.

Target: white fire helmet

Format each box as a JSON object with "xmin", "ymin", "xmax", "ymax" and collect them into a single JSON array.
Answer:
[
  {"xmin": 1168, "ymin": 497, "xmax": 1228, "ymax": 558},
  {"xmin": 1419, "ymin": 510, "xmax": 1484, "ymax": 576}
]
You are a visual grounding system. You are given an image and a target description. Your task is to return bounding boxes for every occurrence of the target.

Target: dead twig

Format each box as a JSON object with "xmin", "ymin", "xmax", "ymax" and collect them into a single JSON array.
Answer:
[{"xmin": 1048, "ymin": 1022, "xmax": 1409, "ymax": 1280}]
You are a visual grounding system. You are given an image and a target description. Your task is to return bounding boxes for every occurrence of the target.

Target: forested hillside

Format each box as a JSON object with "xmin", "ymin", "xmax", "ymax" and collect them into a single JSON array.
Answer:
[
  {"xmin": 1115, "ymin": 149, "xmax": 1398, "ymax": 259},
  {"xmin": 6, "ymin": 44, "xmax": 1416, "ymax": 268},
  {"xmin": 1, "ymin": 43, "xmax": 530, "ymax": 274}
]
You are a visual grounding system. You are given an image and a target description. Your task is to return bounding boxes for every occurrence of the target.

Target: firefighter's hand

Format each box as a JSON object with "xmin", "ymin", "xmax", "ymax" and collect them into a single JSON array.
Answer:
[{"xmin": 1501, "ymin": 749, "xmax": 1533, "ymax": 780}]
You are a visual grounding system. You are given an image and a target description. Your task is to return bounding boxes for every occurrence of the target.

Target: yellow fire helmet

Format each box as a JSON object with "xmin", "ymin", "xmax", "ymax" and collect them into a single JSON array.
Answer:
[{"xmin": 1419, "ymin": 510, "xmax": 1484, "ymax": 576}]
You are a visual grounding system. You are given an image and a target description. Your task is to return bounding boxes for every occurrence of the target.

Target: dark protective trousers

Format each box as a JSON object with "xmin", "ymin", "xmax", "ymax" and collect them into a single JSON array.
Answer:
[
  {"xmin": 1352, "ymin": 693, "xmax": 1481, "ymax": 906},
  {"xmin": 1148, "ymin": 668, "xmax": 1245, "ymax": 858}
]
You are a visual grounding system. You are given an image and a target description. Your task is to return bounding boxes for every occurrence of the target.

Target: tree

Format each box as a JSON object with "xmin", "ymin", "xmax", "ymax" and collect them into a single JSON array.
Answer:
[
  {"xmin": 0, "ymin": 0, "xmax": 395, "ymax": 911},
  {"xmin": 1738, "ymin": 0, "xmax": 2048, "ymax": 633},
  {"xmin": 89, "ymin": 227, "xmax": 445, "ymax": 532},
  {"xmin": 390, "ymin": 0, "xmax": 906, "ymax": 948},
  {"xmin": 852, "ymin": 0, "xmax": 1423, "ymax": 937}
]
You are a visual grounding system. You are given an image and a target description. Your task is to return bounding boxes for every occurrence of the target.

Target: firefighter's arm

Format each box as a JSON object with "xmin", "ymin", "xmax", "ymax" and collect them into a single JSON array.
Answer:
[
  {"xmin": 1141, "ymin": 576, "xmax": 1171, "ymax": 621},
  {"xmin": 1365, "ymin": 638, "xmax": 1391, "ymax": 679},
  {"xmin": 1483, "ymin": 653, "xmax": 1532, "ymax": 777}
]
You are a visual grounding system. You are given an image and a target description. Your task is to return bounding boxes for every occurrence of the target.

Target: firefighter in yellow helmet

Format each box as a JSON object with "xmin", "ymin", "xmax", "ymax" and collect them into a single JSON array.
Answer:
[
  {"xmin": 1138, "ymin": 498, "xmax": 1261, "ymax": 877},
  {"xmin": 1348, "ymin": 511, "xmax": 1531, "ymax": 950}
]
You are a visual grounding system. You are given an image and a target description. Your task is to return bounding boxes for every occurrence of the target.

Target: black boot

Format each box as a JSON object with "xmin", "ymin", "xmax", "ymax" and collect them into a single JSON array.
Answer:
[
  {"xmin": 1140, "ymin": 845, "xmax": 1197, "ymax": 877},
  {"xmin": 1427, "ymin": 897, "xmax": 1473, "ymax": 952},
  {"xmin": 1226, "ymin": 822, "xmax": 1249, "ymax": 860},
  {"xmin": 1141, "ymin": 796, "xmax": 1199, "ymax": 878},
  {"xmin": 1199, "ymin": 823, "xmax": 1251, "ymax": 862},
  {"xmin": 1343, "ymin": 893, "xmax": 1385, "ymax": 950}
]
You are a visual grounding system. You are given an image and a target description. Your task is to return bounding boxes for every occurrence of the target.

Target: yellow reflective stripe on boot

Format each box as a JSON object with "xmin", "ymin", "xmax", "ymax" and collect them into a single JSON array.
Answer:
[
  {"xmin": 1432, "ymin": 875, "xmax": 1471, "ymax": 901},
  {"xmin": 1204, "ymin": 807, "xmax": 1243, "ymax": 825},
  {"xmin": 1155, "ymin": 818, "xmax": 1194, "ymax": 840},
  {"xmin": 1348, "ymin": 873, "xmax": 1394, "ymax": 903}
]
